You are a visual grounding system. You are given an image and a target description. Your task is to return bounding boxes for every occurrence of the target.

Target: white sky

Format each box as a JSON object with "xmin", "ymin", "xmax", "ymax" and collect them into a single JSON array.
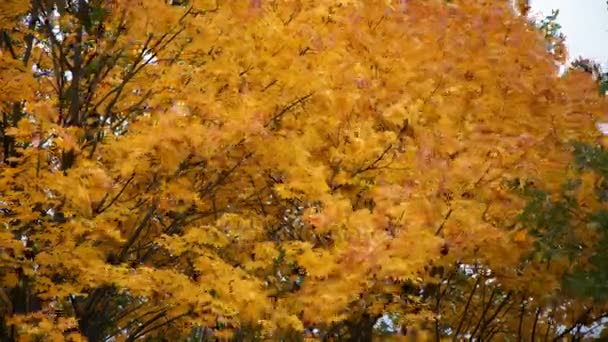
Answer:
[{"xmin": 531, "ymin": 0, "xmax": 608, "ymax": 63}]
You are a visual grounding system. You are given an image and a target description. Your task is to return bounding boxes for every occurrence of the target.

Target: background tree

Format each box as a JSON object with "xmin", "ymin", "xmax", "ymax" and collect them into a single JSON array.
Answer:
[{"xmin": 0, "ymin": 0, "xmax": 606, "ymax": 341}]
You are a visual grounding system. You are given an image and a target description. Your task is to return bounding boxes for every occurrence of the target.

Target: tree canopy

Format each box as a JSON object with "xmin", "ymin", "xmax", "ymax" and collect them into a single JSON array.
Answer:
[{"xmin": 0, "ymin": 0, "xmax": 607, "ymax": 340}]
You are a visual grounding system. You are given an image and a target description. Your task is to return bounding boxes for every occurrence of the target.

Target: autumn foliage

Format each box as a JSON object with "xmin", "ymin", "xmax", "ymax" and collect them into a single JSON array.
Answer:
[{"xmin": 0, "ymin": 0, "xmax": 607, "ymax": 340}]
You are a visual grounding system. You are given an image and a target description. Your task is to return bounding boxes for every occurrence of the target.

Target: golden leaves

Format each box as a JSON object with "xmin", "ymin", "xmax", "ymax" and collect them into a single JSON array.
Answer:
[
  {"xmin": 50, "ymin": 159, "xmax": 113, "ymax": 217},
  {"xmin": 0, "ymin": 0, "xmax": 29, "ymax": 29},
  {"xmin": 6, "ymin": 313, "xmax": 82, "ymax": 341},
  {"xmin": 0, "ymin": 0, "xmax": 605, "ymax": 339},
  {"xmin": 0, "ymin": 61, "xmax": 36, "ymax": 116},
  {"xmin": 296, "ymin": 247, "xmax": 336, "ymax": 279},
  {"xmin": 156, "ymin": 225, "xmax": 229, "ymax": 255},
  {"xmin": 242, "ymin": 242, "xmax": 279, "ymax": 271}
]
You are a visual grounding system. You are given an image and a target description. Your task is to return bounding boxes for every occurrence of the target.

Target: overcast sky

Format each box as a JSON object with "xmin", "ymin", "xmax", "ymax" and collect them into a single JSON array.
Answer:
[{"xmin": 531, "ymin": 0, "xmax": 608, "ymax": 64}]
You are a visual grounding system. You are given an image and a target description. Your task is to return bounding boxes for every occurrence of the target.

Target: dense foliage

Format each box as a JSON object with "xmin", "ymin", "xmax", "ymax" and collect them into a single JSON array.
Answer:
[{"xmin": 0, "ymin": 0, "xmax": 606, "ymax": 340}]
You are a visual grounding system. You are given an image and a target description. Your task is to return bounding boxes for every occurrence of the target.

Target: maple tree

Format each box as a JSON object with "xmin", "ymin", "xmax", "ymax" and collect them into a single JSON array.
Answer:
[{"xmin": 0, "ymin": 0, "xmax": 606, "ymax": 341}]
